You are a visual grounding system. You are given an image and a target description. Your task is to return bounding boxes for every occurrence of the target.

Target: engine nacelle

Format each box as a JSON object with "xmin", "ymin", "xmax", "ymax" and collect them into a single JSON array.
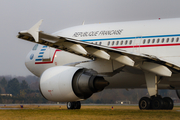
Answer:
[
  {"xmin": 40, "ymin": 66, "xmax": 109, "ymax": 102},
  {"xmin": 176, "ymin": 90, "xmax": 180, "ymax": 99}
]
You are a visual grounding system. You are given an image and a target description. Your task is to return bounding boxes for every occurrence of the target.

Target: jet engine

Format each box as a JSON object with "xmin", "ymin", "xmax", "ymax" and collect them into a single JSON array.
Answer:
[
  {"xmin": 176, "ymin": 90, "xmax": 180, "ymax": 99},
  {"xmin": 39, "ymin": 66, "xmax": 109, "ymax": 102}
]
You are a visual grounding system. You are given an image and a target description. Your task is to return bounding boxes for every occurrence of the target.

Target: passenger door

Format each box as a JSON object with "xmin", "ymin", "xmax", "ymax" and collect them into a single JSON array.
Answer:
[{"xmin": 133, "ymin": 36, "xmax": 141, "ymax": 53}]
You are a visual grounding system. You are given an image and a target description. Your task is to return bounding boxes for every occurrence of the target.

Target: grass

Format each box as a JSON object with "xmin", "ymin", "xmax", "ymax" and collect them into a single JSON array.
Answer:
[{"xmin": 0, "ymin": 105, "xmax": 179, "ymax": 120}]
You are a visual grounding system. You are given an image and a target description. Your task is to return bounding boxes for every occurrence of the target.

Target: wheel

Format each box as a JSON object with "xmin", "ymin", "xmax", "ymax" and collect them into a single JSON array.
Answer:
[
  {"xmin": 139, "ymin": 97, "xmax": 151, "ymax": 110},
  {"xmin": 67, "ymin": 101, "xmax": 81, "ymax": 109},
  {"xmin": 151, "ymin": 97, "xmax": 164, "ymax": 109},
  {"xmin": 67, "ymin": 102, "xmax": 74, "ymax": 109},
  {"xmin": 163, "ymin": 97, "xmax": 173, "ymax": 110},
  {"xmin": 74, "ymin": 101, "xmax": 81, "ymax": 109}
]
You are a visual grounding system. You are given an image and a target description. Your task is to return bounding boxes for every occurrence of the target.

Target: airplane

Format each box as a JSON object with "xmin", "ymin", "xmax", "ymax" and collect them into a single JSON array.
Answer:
[{"xmin": 17, "ymin": 18, "xmax": 180, "ymax": 110}]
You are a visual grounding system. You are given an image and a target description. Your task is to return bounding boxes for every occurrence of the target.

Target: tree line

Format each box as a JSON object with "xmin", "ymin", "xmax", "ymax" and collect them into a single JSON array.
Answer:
[{"xmin": 0, "ymin": 77, "xmax": 49, "ymax": 104}]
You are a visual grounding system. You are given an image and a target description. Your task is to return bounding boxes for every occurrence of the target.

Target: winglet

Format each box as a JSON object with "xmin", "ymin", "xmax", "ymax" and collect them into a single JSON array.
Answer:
[{"xmin": 27, "ymin": 19, "xmax": 43, "ymax": 42}]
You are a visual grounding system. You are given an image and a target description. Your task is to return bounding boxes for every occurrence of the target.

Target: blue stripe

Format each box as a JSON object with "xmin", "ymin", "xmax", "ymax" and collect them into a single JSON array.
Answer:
[
  {"xmin": 142, "ymin": 34, "xmax": 180, "ymax": 39},
  {"xmin": 82, "ymin": 37, "xmax": 135, "ymax": 41},
  {"xmin": 43, "ymin": 46, "xmax": 47, "ymax": 48},
  {"xmin": 41, "ymin": 49, "xmax": 46, "ymax": 51},
  {"xmin": 39, "ymin": 52, "xmax": 44, "ymax": 54},
  {"xmin": 81, "ymin": 34, "xmax": 180, "ymax": 42},
  {"xmin": 38, "ymin": 55, "xmax": 43, "ymax": 58},
  {"xmin": 35, "ymin": 59, "xmax": 42, "ymax": 61}
]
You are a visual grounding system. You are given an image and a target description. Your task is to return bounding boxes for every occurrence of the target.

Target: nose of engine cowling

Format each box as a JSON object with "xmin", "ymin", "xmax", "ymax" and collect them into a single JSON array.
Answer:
[{"xmin": 25, "ymin": 51, "xmax": 35, "ymax": 74}]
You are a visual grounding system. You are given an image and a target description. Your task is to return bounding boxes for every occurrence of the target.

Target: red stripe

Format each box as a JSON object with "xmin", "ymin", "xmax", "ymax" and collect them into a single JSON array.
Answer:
[
  {"xmin": 112, "ymin": 43, "xmax": 180, "ymax": 49},
  {"xmin": 35, "ymin": 49, "xmax": 61, "ymax": 64}
]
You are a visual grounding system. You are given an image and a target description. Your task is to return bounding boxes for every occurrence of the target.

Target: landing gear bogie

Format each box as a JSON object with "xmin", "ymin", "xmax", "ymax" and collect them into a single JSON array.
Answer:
[{"xmin": 139, "ymin": 96, "xmax": 174, "ymax": 110}]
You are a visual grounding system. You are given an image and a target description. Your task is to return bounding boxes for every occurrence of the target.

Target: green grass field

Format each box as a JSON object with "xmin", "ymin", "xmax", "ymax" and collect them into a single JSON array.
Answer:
[{"xmin": 0, "ymin": 105, "xmax": 180, "ymax": 120}]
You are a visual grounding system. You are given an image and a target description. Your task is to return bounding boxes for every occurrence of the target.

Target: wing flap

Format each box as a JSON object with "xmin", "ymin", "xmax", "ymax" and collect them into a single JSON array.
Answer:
[
  {"xmin": 39, "ymin": 32, "xmax": 60, "ymax": 42},
  {"xmin": 63, "ymin": 42, "xmax": 87, "ymax": 55},
  {"xmin": 109, "ymin": 52, "xmax": 134, "ymax": 66},
  {"xmin": 85, "ymin": 47, "xmax": 110, "ymax": 60}
]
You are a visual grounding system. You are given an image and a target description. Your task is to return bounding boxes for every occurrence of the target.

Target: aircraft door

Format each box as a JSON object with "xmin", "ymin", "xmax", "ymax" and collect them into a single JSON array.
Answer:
[
  {"xmin": 133, "ymin": 36, "xmax": 141, "ymax": 53},
  {"xmin": 42, "ymin": 46, "xmax": 51, "ymax": 62}
]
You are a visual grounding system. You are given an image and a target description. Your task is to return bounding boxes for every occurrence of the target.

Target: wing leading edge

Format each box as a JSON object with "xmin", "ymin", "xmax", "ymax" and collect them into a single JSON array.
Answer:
[{"xmin": 17, "ymin": 20, "xmax": 180, "ymax": 76}]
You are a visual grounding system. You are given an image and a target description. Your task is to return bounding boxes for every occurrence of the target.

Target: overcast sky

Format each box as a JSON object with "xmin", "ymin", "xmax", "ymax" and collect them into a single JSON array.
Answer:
[{"xmin": 1, "ymin": 0, "xmax": 180, "ymax": 77}]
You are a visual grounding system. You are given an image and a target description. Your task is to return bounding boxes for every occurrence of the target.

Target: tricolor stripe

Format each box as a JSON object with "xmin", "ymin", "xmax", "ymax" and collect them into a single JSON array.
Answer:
[{"xmin": 81, "ymin": 34, "xmax": 180, "ymax": 42}]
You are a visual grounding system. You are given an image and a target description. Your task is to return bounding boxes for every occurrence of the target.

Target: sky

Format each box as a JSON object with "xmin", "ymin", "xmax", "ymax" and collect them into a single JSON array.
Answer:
[{"xmin": 1, "ymin": 0, "xmax": 180, "ymax": 76}]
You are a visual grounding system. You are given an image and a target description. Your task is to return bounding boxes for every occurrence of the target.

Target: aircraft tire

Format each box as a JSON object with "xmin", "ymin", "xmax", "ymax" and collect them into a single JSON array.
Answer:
[
  {"xmin": 163, "ymin": 97, "xmax": 173, "ymax": 110},
  {"xmin": 151, "ymin": 97, "xmax": 164, "ymax": 109},
  {"xmin": 67, "ymin": 102, "xmax": 75, "ymax": 109},
  {"xmin": 139, "ymin": 97, "xmax": 151, "ymax": 110},
  {"xmin": 74, "ymin": 101, "xmax": 81, "ymax": 109}
]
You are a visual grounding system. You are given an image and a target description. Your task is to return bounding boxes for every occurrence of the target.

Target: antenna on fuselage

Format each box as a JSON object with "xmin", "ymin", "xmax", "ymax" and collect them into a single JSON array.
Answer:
[{"xmin": 82, "ymin": 21, "xmax": 85, "ymax": 25}]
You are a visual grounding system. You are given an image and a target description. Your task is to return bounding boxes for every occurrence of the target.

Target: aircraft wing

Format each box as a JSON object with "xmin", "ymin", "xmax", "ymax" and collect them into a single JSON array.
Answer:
[{"xmin": 17, "ymin": 20, "xmax": 180, "ymax": 74}]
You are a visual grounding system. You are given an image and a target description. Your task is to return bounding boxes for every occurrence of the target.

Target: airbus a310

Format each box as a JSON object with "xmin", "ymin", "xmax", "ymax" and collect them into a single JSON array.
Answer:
[{"xmin": 17, "ymin": 18, "xmax": 180, "ymax": 110}]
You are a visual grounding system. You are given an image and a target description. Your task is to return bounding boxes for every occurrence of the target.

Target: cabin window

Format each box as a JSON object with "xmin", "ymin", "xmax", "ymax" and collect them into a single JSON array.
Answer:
[
  {"xmin": 161, "ymin": 38, "xmax": 164, "ymax": 43},
  {"xmin": 99, "ymin": 42, "xmax": 102, "ymax": 45},
  {"xmin": 176, "ymin": 37, "xmax": 179, "ymax": 42},
  {"xmin": 157, "ymin": 39, "xmax": 160, "ymax": 43},
  {"xmin": 116, "ymin": 41, "xmax": 119, "ymax": 45},
  {"xmin": 171, "ymin": 38, "xmax": 174, "ymax": 42},
  {"xmin": 166, "ymin": 38, "xmax": 169, "ymax": 43},
  {"xmin": 129, "ymin": 40, "xmax": 132, "ymax": 45},
  {"xmin": 143, "ymin": 39, "xmax": 146, "ymax": 44},
  {"xmin": 121, "ymin": 41, "xmax": 123, "ymax": 45},
  {"xmin": 107, "ymin": 41, "xmax": 110, "ymax": 45},
  {"xmin": 95, "ymin": 42, "xmax": 97, "ymax": 45},
  {"xmin": 112, "ymin": 41, "xmax": 115, "ymax": 45},
  {"xmin": 125, "ymin": 40, "xmax": 128, "ymax": 45},
  {"xmin": 32, "ymin": 44, "xmax": 38, "ymax": 50},
  {"xmin": 152, "ymin": 39, "xmax": 155, "ymax": 43},
  {"xmin": 148, "ymin": 39, "xmax": 150, "ymax": 44}
]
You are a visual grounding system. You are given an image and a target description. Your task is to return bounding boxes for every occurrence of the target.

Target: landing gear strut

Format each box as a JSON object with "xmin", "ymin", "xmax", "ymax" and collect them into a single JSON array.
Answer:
[
  {"xmin": 139, "ymin": 96, "xmax": 174, "ymax": 110},
  {"xmin": 67, "ymin": 101, "xmax": 81, "ymax": 109}
]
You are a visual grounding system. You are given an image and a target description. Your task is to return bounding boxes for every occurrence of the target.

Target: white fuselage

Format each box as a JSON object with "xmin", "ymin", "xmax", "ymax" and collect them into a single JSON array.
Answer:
[{"xmin": 25, "ymin": 18, "xmax": 180, "ymax": 90}]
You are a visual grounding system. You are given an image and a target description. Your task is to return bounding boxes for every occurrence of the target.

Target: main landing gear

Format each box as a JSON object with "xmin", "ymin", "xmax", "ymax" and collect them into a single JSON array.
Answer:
[
  {"xmin": 140, "ymin": 72, "xmax": 174, "ymax": 110},
  {"xmin": 67, "ymin": 101, "xmax": 81, "ymax": 109},
  {"xmin": 139, "ymin": 96, "xmax": 173, "ymax": 110}
]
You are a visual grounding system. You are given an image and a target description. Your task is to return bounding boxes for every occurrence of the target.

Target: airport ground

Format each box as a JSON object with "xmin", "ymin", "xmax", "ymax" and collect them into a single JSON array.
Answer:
[{"xmin": 0, "ymin": 104, "xmax": 180, "ymax": 120}]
